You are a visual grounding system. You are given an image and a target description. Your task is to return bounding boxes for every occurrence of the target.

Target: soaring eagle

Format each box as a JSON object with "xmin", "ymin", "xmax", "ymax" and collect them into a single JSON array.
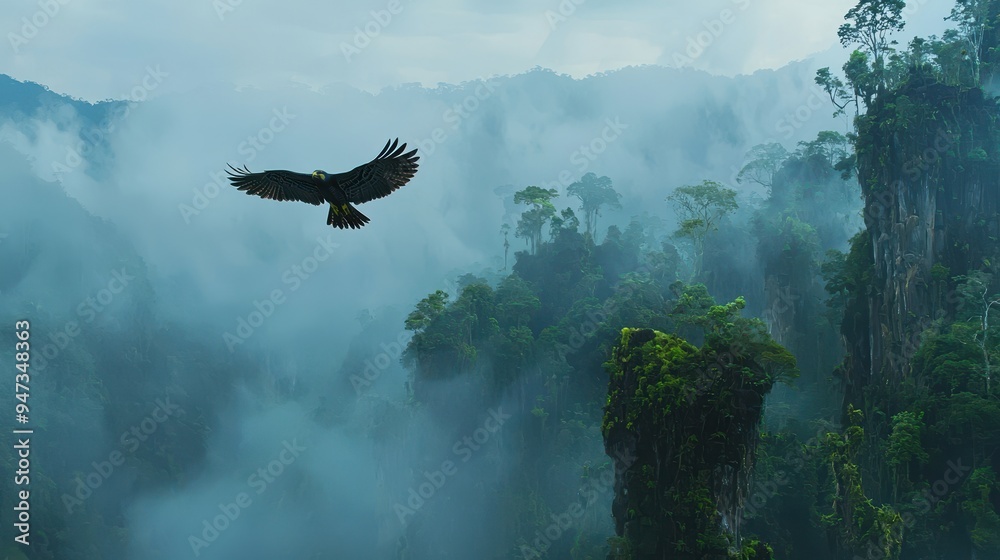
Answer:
[{"xmin": 226, "ymin": 138, "xmax": 419, "ymax": 229}]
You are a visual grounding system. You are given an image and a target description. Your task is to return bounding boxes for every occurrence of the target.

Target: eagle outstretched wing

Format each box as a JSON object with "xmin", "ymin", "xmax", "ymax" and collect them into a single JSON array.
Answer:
[
  {"xmin": 333, "ymin": 139, "xmax": 420, "ymax": 204},
  {"xmin": 226, "ymin": 166, "xmax": 325, "ymax": 205}
]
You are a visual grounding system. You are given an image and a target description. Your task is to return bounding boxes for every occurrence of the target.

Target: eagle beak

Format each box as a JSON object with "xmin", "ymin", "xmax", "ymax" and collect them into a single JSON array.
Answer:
[{"xmin": 312, "ymin": 171, "xmax": 325, "ymax": 180}]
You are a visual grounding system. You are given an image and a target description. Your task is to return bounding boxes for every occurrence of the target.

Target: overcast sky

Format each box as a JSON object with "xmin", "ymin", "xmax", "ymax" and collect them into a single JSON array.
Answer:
[
  {"xmin": 0, "ymin": 3, "xmax": 970, "ymax": 557},
  {"xmin": 1, "ymin": 0, "xmax": 953, "ymax": 100}
]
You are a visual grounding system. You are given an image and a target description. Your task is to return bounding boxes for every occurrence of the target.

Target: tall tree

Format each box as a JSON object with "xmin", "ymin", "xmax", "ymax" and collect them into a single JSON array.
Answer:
[
  {"xmin": 667, "ymin": 180, "xmax": 738, "ymax": 281},
  {"xmin": 500, "ymin": 223, "xmax": 511, "ymax": 270},
  {"xmin": 837, "ymin": 0, "xmax": 906, "ymax": 100},
  {"xmin": 956, "ymin": 270, "xmax": 1000, "ymax": 393},
  {"xmin": 548, "ymin": 207, "xmax": 580, "ymax": 239},
  {"xmin": 947, "ymin": 0, "xmax": 992, "ymax": 85},
  {"xmin": 797, "ymin": 130, "xmax": 850, "ymax": 169},
  {"xmin": 737, "ymin": 143, "xmax": 789, "ymax": 195},
  {"xmin": 567, "ymin": 173, "xmax": 622, "ymax": 241},
  {"xmin": 514, "ymin": 186, "xmax": 558, "ymax": 255}
]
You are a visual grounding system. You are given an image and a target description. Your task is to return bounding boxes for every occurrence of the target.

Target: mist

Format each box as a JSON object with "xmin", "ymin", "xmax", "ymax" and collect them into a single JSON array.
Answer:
[{"xmin": 2, "ymin": 1, "xmax": 997, "ymax": 560}]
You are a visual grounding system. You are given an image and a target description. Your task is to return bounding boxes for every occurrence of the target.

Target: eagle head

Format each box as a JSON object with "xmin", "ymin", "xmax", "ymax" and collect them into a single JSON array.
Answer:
[{"xmin": 312, "ymin": 170, "xmax": 327, "ymax": 181}]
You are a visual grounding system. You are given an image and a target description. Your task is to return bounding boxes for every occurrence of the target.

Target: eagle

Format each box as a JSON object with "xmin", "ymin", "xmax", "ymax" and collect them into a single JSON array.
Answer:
[{"xmin": 226, "ymin": 138, "xmax": 419, "ymax": 229}]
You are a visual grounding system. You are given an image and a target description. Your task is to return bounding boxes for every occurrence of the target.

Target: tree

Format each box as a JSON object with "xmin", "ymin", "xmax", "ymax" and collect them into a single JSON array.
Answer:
[
  {"xmin": 815, "ymin": 66, "xmax": 854, "ymax": 116},
  {"xmin": 500, "ymin": 223, "xmax": 511, "ymax": 270},
  {"xmin": 514, "ymin": 186, "xmax": 558, "ymax": 255},
  {"xmin": 667, "ymin": 180, "xmax": 739, "ymax": 281},
  {"xmin": 947, "ymin": 0, "xmax": 991, "ymax": 85},
  {"xmin": 548, "ymin": 207, "xmax": 580, "ymax": 239},
  {"xmin": 494, "ymin": 275, "xmax": 540, "ymax": 329},
  {"xmin": 797, "ymin": 130, "xmax": 850, "ymax": 169},
  {"xmin": 567, "ymin": 173, "xmax": 622, "ymax": 241},
  {"xmin": 956, "ymin": 271, "xmax": 1000, "ymax": 393},
  {"xmin": 901, "ymin": 36, "xmax": 934, "ymax": 76},
  {"xmin": 843, "ymin": 49, "xmax": 878, "ymax": 109},
  {"xmin": 837, "ymin": 0, "xmax": 907, "ymax": 96},
  {"xmin": 737, "ymin": 143, "xmax": 789, "ymax": 195},
  {"xmin": 404, "ymin": 290, "xmax": 449, "ymax": 332},
  {"xmin": 885, "ymin": 410, "xmax": 928, "ymax": 499}
]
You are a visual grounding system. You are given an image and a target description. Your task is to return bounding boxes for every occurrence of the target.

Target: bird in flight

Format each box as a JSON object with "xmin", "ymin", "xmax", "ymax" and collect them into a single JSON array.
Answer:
[{"xmin": 226, "ymin": 138, "xmax": 419, "ymax": 229}]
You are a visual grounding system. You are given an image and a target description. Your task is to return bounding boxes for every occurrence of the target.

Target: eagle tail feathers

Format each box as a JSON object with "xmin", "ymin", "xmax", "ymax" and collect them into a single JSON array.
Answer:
[{"xmin": 327, "ymin": 203, "xmax": 370, "ymax": 229}]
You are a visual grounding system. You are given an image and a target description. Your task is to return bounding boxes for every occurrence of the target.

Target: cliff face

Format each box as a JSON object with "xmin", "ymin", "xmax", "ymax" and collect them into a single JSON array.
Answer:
[
  {"xmin": 848, "ymin": 80, "xmax": 1000, "ymax": 399},
  {"xmin": 602, "ymin": 323, "xmax": 792, "ymax": 559}
]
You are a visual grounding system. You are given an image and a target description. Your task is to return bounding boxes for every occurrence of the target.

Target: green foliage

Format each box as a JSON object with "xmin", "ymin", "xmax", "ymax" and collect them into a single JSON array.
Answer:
[
  {"xmin": 694, "ymin": 4, "xmax": 1000, "ymax": 559},
  {"xmin": 514, "ymin": 185, "xmax": 560, "ymax": 207},
  {"xmin": 737, "ymin": 143, "xmax": 789, "ymax": 194},
  {"xmin": 549, "ymin": 206, "xmax": 581, "ymax": 239},
  {"xmin": 798, "ymin": 130, "xmax": 850, "ymax": 169},
  {"xmin": 668, "ymin": 282, "xmax": 716, "ymax": 331},
  {"xmin": 838, "ymin": 0, "xmax": 907, "ymax": 94},
  {"xmin": 912, "ymin": 323, "xmax": 987, "ymax": 393},
  {"xmin": 737, "ymin": 539, "xmax": 775, "ymax": 560},
  {"xmin": 822, "ymin": 233, "xmax": 874, "ymax": 347},
  {"xmin": 816, "ymin": 66, "xmax": 853, "ymax": 116},
  {"xmin": 667, "ymin": 180, "xmax": 739, "ymax": 281},
  {"xmin": 953, "ymin": 270, "xmax": 1000, "ymax": 393},
  {"xmin": 946, "ymin": 0, "xmax": 992, "ymax": 85},
  {"xmin": 514, "ymin": 185, "xmax": 559, "ymax": 254},
  {"xmin": 962, "ymin": 466, "xmax": 1000, "ymax": 554},
  {"xmin": 404, "ymin": 289, "xmax": 449, "ymax": 332},
  {"xmin": 931, "ymin": 262, "xmax": 951, "ymax": 282},
  {"xmin": 820, "ymin": 407, "xmax": 904, "ymax": 559},
  {"xmin": 886, "ymin": 410, "xmax": 929, "ymax": 469},
  {"xmin": 843, "ymin": 49, "xmax": 878, "ymax": 109},
  {"xmin": 494, "ymin": 275, "xmax": 541, "ymax": 328},
  {"xmin": 602, "ymin": 291, "xmax": 796, "ymax": 557},
  {"xmin": 567, "ymin": 172, "xmax": 622, "ymax": 240}
]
